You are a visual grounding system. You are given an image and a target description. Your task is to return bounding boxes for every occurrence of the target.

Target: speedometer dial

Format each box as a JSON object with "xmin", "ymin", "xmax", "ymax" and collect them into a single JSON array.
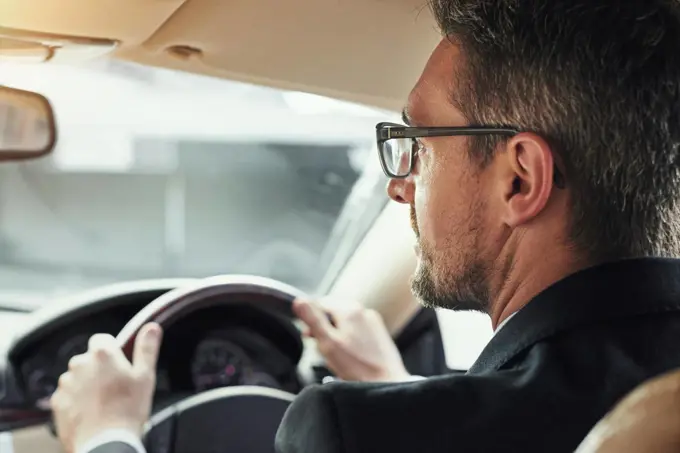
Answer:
[
  {"xmin": 58, "ymin": 334, "xmax": 89, "ymax": 358},
  {"xmin": 56, "ymin": 335, "xmax": 89, "ymax": 366},
  {"xmin": 27, "ymin": 369, "xmax": 57, "ymax": 401},
  {"xmin": 190, "ymin": 338, "xmax": 249, "ymax": 391}
]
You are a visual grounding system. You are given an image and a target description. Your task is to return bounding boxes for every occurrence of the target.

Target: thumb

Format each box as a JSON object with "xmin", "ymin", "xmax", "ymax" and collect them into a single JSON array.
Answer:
[{"xmin": 132, "ymin": 322, "xmax": 163, "ymax": 375}]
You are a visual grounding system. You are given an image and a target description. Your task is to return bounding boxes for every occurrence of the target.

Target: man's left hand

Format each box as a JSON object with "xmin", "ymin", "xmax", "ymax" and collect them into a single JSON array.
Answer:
[
  {"xmin": 293, "ymin": 298, "xmax": 411, "ymax": 382},
  {"xmin": 51, "ymin": 323, "xmax": 163, "ymax": 453}
]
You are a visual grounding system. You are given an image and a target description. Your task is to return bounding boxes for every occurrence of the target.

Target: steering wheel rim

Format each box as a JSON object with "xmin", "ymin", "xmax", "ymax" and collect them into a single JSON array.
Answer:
[
  {"xmin": 116, "ymin": 274, "xmax": 305, "ymax": 358},
  {"xmin": 115, "ymin": 275, "xmax": 306, "ymax": 453}
]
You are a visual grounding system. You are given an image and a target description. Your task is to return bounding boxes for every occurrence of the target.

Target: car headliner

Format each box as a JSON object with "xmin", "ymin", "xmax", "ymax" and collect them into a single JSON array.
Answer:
[{"xmin": 0, "ymin": 0, "xmax": 440, "ymax": 111}]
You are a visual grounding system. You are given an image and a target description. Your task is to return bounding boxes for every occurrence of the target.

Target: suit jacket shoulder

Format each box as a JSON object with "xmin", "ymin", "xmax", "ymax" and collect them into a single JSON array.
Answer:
[
  {"xmin": 275, "ymin": 370, "xmax": 534, "ymax": 453},
  {"xmin": 277, "ymin": 323, "xmax": 679, "ymax": 453},
  {"xmin": 275, "ymin": 383, "xmax": 344, "ymax": 453}
]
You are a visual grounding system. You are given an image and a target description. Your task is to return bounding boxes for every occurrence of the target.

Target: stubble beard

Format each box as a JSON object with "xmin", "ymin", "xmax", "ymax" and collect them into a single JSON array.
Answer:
[{"xmin": 409, "ymin": 207, "xmax": 491, "ymax": 314}]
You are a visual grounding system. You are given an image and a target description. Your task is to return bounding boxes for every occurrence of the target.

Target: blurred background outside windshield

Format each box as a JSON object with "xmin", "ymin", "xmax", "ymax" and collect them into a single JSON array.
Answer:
[{"xmin": 0, "ymin": 59, "xmax": 394, "ymax": 309}]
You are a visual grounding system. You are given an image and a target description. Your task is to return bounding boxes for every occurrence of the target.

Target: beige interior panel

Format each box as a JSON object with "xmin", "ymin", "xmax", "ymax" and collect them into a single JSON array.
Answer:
[
  {"xmin": 12, "ymin": 425, "xmax": 63, "ymax": 453},
  {"xmin": 0, "ymin": 0, "xmax": 187, "ymax": 44},
  {"xmin": 330, "ymin": 202, "xmax": 419, "ymax": 335},
  {"xmin": 118, "ymin": 0, "xmax": 439, "ymax": 110}
]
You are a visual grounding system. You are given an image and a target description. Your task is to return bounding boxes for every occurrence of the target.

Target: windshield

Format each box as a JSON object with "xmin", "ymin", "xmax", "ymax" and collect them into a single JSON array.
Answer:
[{"xmin": 0, "ymin": 59, "xmax": 393, "ymax": 309}]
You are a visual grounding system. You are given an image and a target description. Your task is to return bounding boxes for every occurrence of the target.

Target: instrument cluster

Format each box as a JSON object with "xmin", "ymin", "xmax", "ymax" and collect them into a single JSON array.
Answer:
[
  {"xmin": 22, "ymin": 333, "xmax": 90, "ymax": 403},
  {"xmin": 190, "ymin": 332, "xmax": 282, "ymax": 391},
  {"xmin": 18, "ymin": 311, "xmax": 300, "ymax": 406}
]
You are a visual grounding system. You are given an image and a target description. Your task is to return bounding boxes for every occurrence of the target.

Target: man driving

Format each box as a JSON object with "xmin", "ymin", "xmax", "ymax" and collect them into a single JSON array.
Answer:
[{"xmin": 51, "ymin": 0, "xmax": 680, "ymax": 452}]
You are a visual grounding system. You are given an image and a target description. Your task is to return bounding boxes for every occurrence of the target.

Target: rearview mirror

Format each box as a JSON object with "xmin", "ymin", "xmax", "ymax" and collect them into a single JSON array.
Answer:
[{"xmin": 0, "ymin": 85, "xmax": 56, "ymax": 160}]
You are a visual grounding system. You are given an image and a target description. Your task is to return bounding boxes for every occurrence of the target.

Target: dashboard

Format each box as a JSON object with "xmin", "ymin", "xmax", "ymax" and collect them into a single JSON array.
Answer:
[
  {"xmin": 9, "ymin": 286, "xmax": 303, "ymax": 411},
  {"xmin": 0, "ymin": 278, "xmax": 447, "ymax": 434}
]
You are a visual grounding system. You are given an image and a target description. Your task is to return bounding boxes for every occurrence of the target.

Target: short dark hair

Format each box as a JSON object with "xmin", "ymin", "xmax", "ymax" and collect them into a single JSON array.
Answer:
[{"xmin": 429, "ymin": 0, "xmax": 680, "ymax": 262}]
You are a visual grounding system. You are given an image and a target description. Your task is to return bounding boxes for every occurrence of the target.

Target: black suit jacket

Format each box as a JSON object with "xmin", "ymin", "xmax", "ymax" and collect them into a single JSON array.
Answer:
[{"xmin": 275, "ymin": 258, "xmax": 680, "ymax": 453}]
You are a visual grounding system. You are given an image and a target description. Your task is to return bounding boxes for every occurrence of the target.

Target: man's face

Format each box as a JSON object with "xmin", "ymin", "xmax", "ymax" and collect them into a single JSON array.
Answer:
[{"xmin": 387, "ymin": 39, "xmax": 497, "ymax": 313}]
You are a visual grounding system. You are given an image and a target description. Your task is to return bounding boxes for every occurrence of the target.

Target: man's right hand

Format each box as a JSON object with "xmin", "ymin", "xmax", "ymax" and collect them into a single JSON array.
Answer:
[{"xmin": 293, "ymin": 298, "xmax": 412, "ymax": 382}]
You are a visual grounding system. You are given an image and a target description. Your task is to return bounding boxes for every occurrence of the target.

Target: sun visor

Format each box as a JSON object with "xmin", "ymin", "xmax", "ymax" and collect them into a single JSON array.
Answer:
[
  {"xmin": 0, "ymin": 27, "xmax": 118, "ymax": 63},
  {"xmin": 116, "ymin": 0, "xmax": 440, "ymax": 111},
  {"xmin": 0, "ymin": 0, "xmax": 187, "ymax": 45}
]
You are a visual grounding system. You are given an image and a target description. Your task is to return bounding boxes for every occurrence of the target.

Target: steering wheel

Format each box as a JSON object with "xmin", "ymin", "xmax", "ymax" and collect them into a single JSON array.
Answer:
[{"xmin": 115, "ymin": 275, "xmax": 306, "ymax": 453}]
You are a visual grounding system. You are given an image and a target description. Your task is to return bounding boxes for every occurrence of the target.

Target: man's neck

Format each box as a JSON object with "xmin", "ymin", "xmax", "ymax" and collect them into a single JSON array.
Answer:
[{"xmin": 489, "ymin": 251, "xmax": 590, "ymax": 330}]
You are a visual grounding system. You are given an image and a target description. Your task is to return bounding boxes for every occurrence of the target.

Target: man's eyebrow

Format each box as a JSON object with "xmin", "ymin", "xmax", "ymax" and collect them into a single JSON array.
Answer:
[{"xmin": 401, "ymin": 108, "xmax": 412, "ymax": 126}]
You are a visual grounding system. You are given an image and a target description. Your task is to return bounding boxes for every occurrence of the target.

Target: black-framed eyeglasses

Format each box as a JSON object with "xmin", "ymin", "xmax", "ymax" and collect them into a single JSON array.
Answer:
[{"xmin": 376, "ymin": 122, "xmax": 518, "ymax": 178}]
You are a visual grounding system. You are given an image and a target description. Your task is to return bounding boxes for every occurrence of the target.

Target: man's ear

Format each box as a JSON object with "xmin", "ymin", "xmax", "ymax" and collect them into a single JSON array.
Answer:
[{"xmin": 499, "ymin": 132, "xmax": 556, "ymax": 227}]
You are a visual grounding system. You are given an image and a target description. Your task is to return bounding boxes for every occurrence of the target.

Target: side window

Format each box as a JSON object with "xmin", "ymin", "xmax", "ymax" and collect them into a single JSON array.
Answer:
[{"xmin": 436, "ymin": 310, "xmax": 493, "ymax": 370}]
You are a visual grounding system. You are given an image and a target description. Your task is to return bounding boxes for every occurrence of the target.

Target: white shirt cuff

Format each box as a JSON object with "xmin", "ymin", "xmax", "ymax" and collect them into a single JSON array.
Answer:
[
  {"xmin": 75, "ymin": 428, "xmax": 145, "ymax": 453},
  {"xmin": 404, "ymin": 374, "xmax": 426, "ymax": 381},
  {"xmin": 323, "ymin": 374, "xmax": 426, "ymax": 383}
]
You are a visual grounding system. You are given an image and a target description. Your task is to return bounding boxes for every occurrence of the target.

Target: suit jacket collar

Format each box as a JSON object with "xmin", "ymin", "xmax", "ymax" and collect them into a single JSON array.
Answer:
[{"xmin": 468, "ymin": 257, "xmax": 680, "ymax": 374}]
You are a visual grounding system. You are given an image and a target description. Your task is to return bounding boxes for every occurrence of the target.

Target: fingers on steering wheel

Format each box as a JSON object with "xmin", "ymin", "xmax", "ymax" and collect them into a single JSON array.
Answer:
[
  {"xmin": 68, "ymin": 353, "xmax": 86, "ymax": 370},
  {"xmin": 293, "ymin": 299, "xmax": 335, "ymax": 339},
  {"xmin": 317, "ymin": 298, "xmax": 366, "ymax": 325},
  {"xmin": 132, "ymin": 323, "xmax": 163, "ymax": 376},
  {"xmin": 88, "ymin": 333, "xmax": 117, "ymax": 360}
]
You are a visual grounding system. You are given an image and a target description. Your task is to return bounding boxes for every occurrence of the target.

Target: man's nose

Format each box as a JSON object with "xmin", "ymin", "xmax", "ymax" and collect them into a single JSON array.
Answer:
[{"xmin": 386, "ymin": 177, "xmax": 414, "ymax": 204}]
